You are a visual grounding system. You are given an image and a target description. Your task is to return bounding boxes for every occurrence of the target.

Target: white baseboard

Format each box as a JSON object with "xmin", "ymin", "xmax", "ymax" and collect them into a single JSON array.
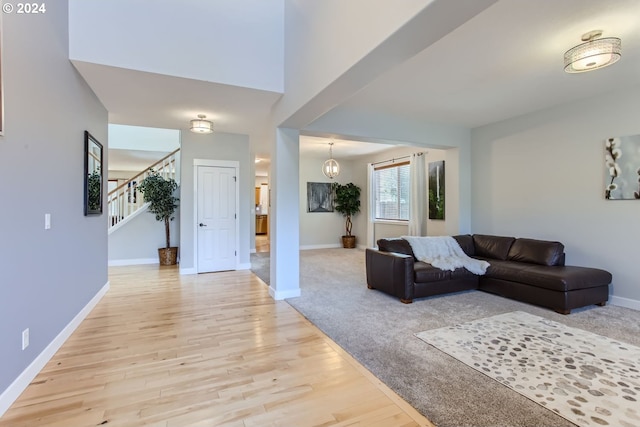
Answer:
[
  {"xmin": 299, "ymin": 244, "xmax": 341, "ymax": 250},
  {"xmin": 0, "ymin": 280, "xmax": 110, "ymax": 417},
  {"xmin": 269, "ymin": 286, "xmax": 301, "ymax": 300},
  {"xmin": 108, "ymin": 258, "xmax": 157, "ymax": 266},
  {"xmin": 610, "ymin": 295, "xmax": 640, "ymax": 311}
]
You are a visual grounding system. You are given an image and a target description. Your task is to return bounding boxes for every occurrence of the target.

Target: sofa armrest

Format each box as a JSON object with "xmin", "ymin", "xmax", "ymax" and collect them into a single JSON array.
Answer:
[{"xmin": 366, "ymin": 248, "xmax": 415, "ymax": 302}]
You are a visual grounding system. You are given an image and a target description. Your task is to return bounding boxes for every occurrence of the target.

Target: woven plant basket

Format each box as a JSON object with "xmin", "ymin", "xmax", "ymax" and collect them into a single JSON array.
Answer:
[
  {"xmin": 341, "ymin": 236, "xmax": 356, "ymax": 249},
  {"xmin": 158, "ymin": 247, "xmax": 178, "ymax": 265}
]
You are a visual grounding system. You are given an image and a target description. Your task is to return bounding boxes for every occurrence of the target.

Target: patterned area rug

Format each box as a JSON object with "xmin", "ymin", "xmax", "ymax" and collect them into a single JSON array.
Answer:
[{"xmin": 415, "ymin": 311, "xmax": 640, "ymax": 427}]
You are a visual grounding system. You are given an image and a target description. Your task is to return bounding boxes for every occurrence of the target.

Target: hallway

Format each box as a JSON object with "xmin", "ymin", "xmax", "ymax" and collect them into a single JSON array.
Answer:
[{"xmin": 0, "ymin": 265, "xmax": 429, "ymax": 426}]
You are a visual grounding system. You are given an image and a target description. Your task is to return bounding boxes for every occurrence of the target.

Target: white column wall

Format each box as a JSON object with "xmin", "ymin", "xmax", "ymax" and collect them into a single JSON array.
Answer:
[{"xmin": 269, "ymin": 128, "xmax": 301, "ymax": 299}]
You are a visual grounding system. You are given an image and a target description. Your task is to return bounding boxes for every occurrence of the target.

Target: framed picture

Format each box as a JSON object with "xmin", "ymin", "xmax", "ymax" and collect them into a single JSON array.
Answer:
[
  {"xmin": 0, "ymin": 13, "xmax": 4, "ymax": 136},
  {"xmin": 605, "ymin": 135, "xmax": 640, "ymax": 200},
  {"xmin": 307, "ymin": 182, "xmax": 333, "ymax": 212},
  {"xmin": 84, "ymin": 131, "xmax": 103, "ymax": 215},
  {"xmin": 428, "ymin": 160, "xmax": 445, "ymax": 220}
]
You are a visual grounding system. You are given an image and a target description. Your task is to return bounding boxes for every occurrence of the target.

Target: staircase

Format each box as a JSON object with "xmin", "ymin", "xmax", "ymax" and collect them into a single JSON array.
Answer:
[{"xmin": 108, "ymin": 148, "xmax": 180, "ymax": 233}]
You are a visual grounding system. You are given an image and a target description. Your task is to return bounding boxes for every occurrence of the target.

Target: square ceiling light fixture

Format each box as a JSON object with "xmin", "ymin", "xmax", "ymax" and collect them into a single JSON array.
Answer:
[
  {"xmin": 190, "ymin": 114, "xmax": 214, "ymax": 134},
  {"xmin": 564, "ymin": 30, "xmax": 621, "ymax": 73}
]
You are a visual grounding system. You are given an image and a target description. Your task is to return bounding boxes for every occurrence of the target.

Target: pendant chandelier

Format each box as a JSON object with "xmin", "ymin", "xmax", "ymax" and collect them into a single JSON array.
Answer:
[{"xmin": 322, "ymin": 142, "xmax": 340, "ymax": 179}]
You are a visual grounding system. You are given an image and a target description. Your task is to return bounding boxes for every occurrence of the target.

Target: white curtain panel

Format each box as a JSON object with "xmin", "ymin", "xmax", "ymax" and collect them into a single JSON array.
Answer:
[{"xmin": 408, "ymin": 153, "xmax": 426, "ymax": 236}]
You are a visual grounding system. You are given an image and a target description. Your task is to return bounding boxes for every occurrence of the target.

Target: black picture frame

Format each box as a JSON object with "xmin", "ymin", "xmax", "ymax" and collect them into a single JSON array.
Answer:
[{"xmin": 84, "ymin": 131, "xmax": 103, "ymax": 215}]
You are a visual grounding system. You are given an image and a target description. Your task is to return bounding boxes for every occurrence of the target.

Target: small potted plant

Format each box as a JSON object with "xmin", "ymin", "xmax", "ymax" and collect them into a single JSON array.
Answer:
[
  {"xmin": 137, "ymin": 169, "xmax": 180, "ymax": 265},
  {"xmin": 332, "ymin": 182, "xmax": 361, "ymax": 248}
]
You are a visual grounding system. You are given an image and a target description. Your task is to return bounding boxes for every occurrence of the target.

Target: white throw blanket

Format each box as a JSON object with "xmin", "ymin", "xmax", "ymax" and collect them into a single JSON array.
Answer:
[{"xmin": 401, "ymin": 236, "xmax": 489, "ymax": 275}]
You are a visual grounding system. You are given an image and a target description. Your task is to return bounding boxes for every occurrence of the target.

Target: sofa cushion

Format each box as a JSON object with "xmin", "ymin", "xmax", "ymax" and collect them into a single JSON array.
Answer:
[
  {"xmin": 482, "ymin": 259, "xmax": 531, "ymax": 281},
  {"xmin": 452, "ymin": 234, "xmax": 475, "ymax": 256},
  {"xmin": 481, "ymin": 260, "xmax": 612, "ymax": 292},
  {"xmin": 507, "ymin": 238, "xmax": 565, "ymax": 266},
  {"xmin": 377, "ymin": 238, "xmax": 415, "ymax": 259},
  {"xmin": 414, "ymin": 262, "xmax": 451, "ymax": 282},
  {"xmin": 472, "ymin": 234, "xmax": 515, "ymax": 260},
  {"xmin": 450, "ymin": 267, "xmax": 477, "ymax": 280}
]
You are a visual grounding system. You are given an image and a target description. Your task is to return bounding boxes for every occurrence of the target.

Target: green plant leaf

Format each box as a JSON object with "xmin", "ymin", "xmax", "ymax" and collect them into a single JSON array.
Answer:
[
  {"xmin": 137, "ymin": 169, "xmax": 179, "ymax": 248},
  {"xmin": 332, "ymin": 182, "xmax": 361, "ymax": 236}
]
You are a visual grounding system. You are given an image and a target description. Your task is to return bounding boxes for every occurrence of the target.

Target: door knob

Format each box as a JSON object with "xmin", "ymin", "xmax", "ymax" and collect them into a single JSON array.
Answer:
[{"xmin": 199, "ymin": 223, "xmax": 207, "ymax": 227}]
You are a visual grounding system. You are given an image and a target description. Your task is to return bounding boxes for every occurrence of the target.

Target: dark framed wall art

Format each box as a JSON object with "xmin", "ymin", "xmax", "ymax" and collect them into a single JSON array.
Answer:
[
  {"xmin": 84, "ymin": 131, "xmax": 103, "ymax": 215},
  {"xmin": 307, "ymin": 182, "xmax": 333, "ymax": 212},
  {"xmin": 428, "ymin": 160, "xmax": 445, "ymax": 220}
]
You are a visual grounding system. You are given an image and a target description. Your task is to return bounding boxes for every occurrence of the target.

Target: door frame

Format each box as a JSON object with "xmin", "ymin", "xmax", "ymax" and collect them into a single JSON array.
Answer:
[{"xmin": 193, "ymin": 159, "xmax": 240, "ymax": 273}]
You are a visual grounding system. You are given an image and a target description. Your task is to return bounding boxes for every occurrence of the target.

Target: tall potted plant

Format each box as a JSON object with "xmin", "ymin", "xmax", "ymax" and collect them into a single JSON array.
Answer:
[
  {"xmin": 332, "ymin": 182, "xmax": 361, "ymax": 248},
  {"xmin": 137, "ymin": 169, "xmax": 180, "ymax": 265}
]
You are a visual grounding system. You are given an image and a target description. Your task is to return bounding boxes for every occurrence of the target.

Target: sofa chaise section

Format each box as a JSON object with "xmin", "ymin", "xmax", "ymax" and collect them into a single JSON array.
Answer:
[{"xmin": 365, "ymin": 234, "xmax": 612, "ymax": 314}]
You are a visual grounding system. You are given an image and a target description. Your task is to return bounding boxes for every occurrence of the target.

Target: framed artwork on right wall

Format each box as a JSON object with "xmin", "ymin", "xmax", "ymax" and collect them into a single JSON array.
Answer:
[{"xmin": 605, "ymin": 135, "xmax": 640, "ymax": 200}]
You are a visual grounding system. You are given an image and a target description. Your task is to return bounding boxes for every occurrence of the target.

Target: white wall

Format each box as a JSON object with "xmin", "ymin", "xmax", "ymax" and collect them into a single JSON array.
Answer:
[
  {"xmin": 69, "ymin": 0, "xmax": 284, "ymax": 92},
  {"xmin": 306, "ymin": 109, "xmax": 471, "ymax": 234},
  {"xmin": 108, "ymin": 170, "xmax": 138, "ymax": 180},
  {"xmin": 280, "ymin": 0, "xmax": 428, "ymax": 123},
  {"xmin": 269, "ymin": 128, "xmax": 301, "ymax": 299},
  {"xmin": 0, "ymin": 3, "xmax": 108, "ymax": 412},
  {"xmin": 347, "ymin": 145, "xmax": 453, "ymax": 247},
  {"xmin": 471, "ymin": 84, "xmax": 640, "ymax": 309},
  {"xmin": 109, "ymin": 124, "xmax": 180, "ymax": 151},
  {"xmin": 108, "ymin": 207, "xmax": 180, "ymax": 264},
  {"xmin": 299, "ymin": 156, "xmax": 355, "ymax": 249},
  {"xmin": 179, "ymin": 131, "xmax": 251, "ymax": 272},
  {"xmin": 277, "ymin": 0, "xmax": 496, "ymax": 129},
  {"xmin": 255, "ymin": 176, "xmax": 269, "ymax": 187}
]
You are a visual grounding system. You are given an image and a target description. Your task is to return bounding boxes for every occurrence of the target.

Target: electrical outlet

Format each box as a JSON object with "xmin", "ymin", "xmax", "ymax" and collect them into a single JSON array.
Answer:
[{"xmin": 22, "ymin": 328, "xmax": 29, "ymax": 350}]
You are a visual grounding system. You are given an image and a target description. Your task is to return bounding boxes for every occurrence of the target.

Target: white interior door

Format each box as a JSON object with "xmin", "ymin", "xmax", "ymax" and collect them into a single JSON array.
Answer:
[{"xmin": 197, "ymin": 166, "xmax": 237, "ymax": 273}]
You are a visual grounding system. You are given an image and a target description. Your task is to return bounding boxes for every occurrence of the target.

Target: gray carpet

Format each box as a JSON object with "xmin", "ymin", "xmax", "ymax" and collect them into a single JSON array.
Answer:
[{"xmin": 251, "ymin": 248, "xmax": 640, "ymax": 427}]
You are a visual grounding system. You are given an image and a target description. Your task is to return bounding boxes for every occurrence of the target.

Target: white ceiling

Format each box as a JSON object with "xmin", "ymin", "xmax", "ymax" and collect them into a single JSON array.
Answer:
[
  {"xmin": 77, "ymin": 0, "xmax": 640, "ymax": 175},
  {"xmin": 72, "ymin": 61, "xmax": 282, "ymax": 143},
  {"xmin": 341, "ymin": 0, "xmax": 640, "ymax": 128},
  {"xmin": 298, "ymin": 136, "xmax": 397, "ymax": 158}
]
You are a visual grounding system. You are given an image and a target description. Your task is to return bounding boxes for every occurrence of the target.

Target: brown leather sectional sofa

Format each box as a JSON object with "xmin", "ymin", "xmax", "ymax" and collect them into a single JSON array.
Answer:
[{"xmin": 365, "ymin": 234, "xmax": 612, "ymax": 314}]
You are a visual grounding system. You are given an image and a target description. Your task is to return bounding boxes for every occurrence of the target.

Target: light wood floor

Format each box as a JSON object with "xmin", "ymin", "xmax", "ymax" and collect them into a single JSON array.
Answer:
[
  {"xmin": 0, "ymin": 265, "xmax": 433, "ymax": 427},
  {"xmin": 255, "ymin": 234, "xmax": 269, "ymax": 253}
]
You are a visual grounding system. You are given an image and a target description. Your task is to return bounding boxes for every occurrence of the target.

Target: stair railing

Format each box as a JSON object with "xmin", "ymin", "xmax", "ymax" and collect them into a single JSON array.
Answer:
[{"xmin": 107, "ymin": 148, "xmax": 180, "ymax": 231}]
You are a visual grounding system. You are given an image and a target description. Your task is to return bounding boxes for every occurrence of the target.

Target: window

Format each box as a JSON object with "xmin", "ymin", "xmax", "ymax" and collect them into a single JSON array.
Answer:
[{"xmin": 373, "ymin": 162, "xmax": 410, "ymax": 220}]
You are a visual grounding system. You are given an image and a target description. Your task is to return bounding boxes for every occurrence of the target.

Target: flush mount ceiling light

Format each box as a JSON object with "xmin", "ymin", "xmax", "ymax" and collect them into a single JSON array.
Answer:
[
  {"xmin": 190, "ymin": 114, "xmax": 214, "ymax": 134},
  {"xmin": 564, "ymin": 30, "xmax": 621, "ymax": 73},
  {"xmin": 322, "ymin": 142, "xmax": 340, "ymax": 179}
]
